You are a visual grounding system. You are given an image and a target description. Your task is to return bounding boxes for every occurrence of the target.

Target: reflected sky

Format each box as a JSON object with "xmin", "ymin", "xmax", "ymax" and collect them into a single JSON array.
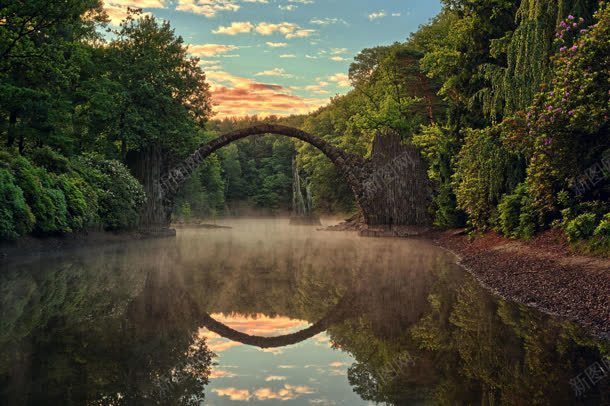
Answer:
[{"xmin": 203, "ymin": 314, "xmax": 364, "ymax": 405}]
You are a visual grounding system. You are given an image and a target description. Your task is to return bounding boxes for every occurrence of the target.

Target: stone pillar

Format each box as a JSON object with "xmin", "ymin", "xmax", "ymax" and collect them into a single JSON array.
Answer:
[
  {"xmin": 127, "ymin": 145, "xmax": 173, "ymax": 230},
  {"xmin": 362, "ymin": 132, "xmax": 432, "ymax": 226}
]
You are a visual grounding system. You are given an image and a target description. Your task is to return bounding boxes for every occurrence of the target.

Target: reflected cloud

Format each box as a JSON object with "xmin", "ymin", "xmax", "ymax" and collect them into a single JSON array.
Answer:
[
  {"xmin": 254, "ymin": 384, "xmax": 315, "ymax": 400},
  {"xmin": 210, "ymin": 369, "xmax": 237, "ymax": 379},
  {"xmin": 265, "ymin": 375, "xmax": 287, "ymax": 381},
  {"xmin": 213, "ymin": 387, "xmax": 252, "ymax": 401}
]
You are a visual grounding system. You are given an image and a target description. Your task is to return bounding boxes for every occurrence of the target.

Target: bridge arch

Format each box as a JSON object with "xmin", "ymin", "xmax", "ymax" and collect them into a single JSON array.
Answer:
[
  {"xmin": 201, "ymin": 291, "xmax": 361, "ymax": 348},
  {"xmin": 145, "ymin": 124, "xmax": 370, "ymax": 227}
]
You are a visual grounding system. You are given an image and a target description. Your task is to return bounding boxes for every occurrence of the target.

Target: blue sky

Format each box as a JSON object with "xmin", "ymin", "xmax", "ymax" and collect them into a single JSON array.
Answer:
[{"xmin": 104, "ymin": 0, "xmax": 442, "ymax": 117}]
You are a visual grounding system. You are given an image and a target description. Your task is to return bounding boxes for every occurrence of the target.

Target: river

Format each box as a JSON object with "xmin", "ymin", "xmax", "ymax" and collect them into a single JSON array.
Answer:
[{"xmin": 1, "ymin": 219, "xmax": 608, "ymax": 405}]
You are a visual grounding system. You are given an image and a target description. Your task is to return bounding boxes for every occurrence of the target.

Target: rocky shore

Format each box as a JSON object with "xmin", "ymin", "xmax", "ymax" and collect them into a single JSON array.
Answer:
[{"xmin": 433, "ymin": 229, "xmax": 610, "ymax": 340}]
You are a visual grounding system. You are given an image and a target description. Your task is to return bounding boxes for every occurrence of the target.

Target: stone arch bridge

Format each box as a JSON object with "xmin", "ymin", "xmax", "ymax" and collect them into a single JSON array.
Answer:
[{"xmin": 139, "ymin": 124, "xmax": 431, "ymax": 228}]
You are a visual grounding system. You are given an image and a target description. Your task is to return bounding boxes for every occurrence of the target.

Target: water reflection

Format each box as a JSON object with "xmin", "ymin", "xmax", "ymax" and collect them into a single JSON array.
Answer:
[{"xmin": 0, "ymin": 219, "xmax": 608, "ymax": 405}]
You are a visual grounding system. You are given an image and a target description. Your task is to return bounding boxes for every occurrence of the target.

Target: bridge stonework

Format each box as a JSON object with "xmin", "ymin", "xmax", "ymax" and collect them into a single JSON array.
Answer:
[{"xmin": 139, "ymin": 124, "xmax": 432, "ymax": 229}]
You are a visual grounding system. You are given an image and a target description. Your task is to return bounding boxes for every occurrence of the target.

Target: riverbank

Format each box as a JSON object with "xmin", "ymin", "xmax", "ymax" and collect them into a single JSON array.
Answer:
[
  {"xmin": 0, "ymin": 229, "xmax": 176, "ymax": 262},
  {"xmin": 433, "ymin": 229, "xmax": 610, "ymax": 340}
]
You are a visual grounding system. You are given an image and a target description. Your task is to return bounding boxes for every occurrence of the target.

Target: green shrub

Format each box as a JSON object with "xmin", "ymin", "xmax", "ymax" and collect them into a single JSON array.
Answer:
[
  {"xmin": 30, "ymin": 147, "xmax": 70, "ymax": 174},
  {"xmin": 497, "ymin": 183, "xmax": 536, "ymax": 239},
  {"xmin": 454, "ymin": 126, "xmax": 524, "ymax": 230},
  {"xmin": 74, "ymin": 155, "xmax": 145, "ymax": 230},
  {"xmin": 11, "ymin": 156, "xmax": 70, "ymax": 234},
  {"xmin": 593, "ymin": 213, "xmax": 610, "ymax": 237},
  {"xmin": 56, "ymin": 173, "xmax": 98, "ymax": 230},
  {"xmin": 565, "ymin": 213, "xmax": 598, "ymax": 242},
  {"xmin": 0, "ymin": 169, "xmax": 35, "ymax": 240}
]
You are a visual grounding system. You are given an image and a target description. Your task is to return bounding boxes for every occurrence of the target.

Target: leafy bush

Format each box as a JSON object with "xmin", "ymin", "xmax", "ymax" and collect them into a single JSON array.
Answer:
[
  {"xmin": 0, "ymin": 169, "xmax": 35, "ymax": 240},
  {"xmin": 30, "ymin": 147, "xmax": 70, "ymax": 174},
  {"xmin": 413, "ymin": 124, "xmax": 465, "ymax": 228},
  {"xmin": 565, "ymin": 213, "xmax": 598, "ymax": 242},
  {"xmin": 11, "ymin": 156, "xmax": 70, "ymax": 234},
  {"xmin": 453, "ymin": 126, "xmax": 524, "ymax": 230},
  {"xmin": 56, "ymin": 173, "xmax": 97, "ymax": 230},
  {"xmin": 497, "ymin": 183, "xmax": 536, "ymax": 239},
  {"xmin": 519, "ymin": 5, "xmax": 610, "ymax": 217},
  {"xmin": 593, "ymin": 213, "xmax": 610, "ymax": 237},
  {"xmin": 74, "ymin": 155, "xmax": 145, "ymax": 230}
]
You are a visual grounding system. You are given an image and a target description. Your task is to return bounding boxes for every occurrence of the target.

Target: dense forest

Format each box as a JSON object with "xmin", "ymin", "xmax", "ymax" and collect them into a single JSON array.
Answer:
[{"xmin": 1, "ymin": 0, "xmax": 608, "ymax": 254}]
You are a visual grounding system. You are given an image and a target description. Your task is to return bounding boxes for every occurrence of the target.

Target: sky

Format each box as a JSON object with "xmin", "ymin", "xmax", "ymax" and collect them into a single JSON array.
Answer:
[{"xmin": 103, "ymin": 0, "xmax": 443, "ymax": 118}]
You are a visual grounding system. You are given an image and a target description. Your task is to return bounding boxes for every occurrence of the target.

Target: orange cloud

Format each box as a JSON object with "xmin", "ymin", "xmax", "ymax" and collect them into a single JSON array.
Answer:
[
  {"xmin": 213, "ymin": 387, "xmax": 252, "ymax": 401},
  {"xmin": 210, "ymin": 369, "xmax": 237, "ymax": 379},
  {"xmin": 205, "ymin": 70, "xmax": 329, "ymax": 118},
  {"xmin": 189, "ymin": 44, "xmax": 240, "ymax": 57},
  {"xmin": 103, "ymin": 0, "xmax": 166, "ymax": 24}
]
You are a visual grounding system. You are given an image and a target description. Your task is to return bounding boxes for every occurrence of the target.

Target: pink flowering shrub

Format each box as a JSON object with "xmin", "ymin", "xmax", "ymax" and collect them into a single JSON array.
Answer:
[{"xmin": 505, "ymin": 2, "xmax": 610, "ymax": 220}]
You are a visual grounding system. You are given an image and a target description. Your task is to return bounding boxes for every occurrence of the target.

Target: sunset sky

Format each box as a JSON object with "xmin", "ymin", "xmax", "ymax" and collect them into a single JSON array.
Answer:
[{"xmin": 103, "ymin": 0, "xmax": 442, "ymax": 118}]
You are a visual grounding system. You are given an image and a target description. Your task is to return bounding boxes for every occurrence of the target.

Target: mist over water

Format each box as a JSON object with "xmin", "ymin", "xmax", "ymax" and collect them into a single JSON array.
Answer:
[{"xmin": 1, "ymin": 219, "xmax": 608, "ymax": 405}]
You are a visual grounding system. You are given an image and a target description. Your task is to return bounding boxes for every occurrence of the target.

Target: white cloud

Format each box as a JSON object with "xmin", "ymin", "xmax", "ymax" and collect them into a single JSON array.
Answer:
[
  {"xmin": 265, "ymin": 375, "xmax": 287, "ymax": 382},
  {"xmin": 213, "ymin": 21, "xmax": 254, "ymax": 35},
  {"xmin": 328, "ymin": 73, "xmax": 350, "ymax": 87},
  {"xmin": 368, "ymin": 10, "xmax": 387, "ymax": 21},
  {"xmin": 330, "ymin": 56, "xmax": 348, "ymax": 62},
  {"xmin": 176, "ymin": 0, "xmax": 240, "ymax": 17},
  {"xmin": 266, "ymin": 41, "xmax": 288, "ymax": 48},
  {"xmin": 255, "ymin": 68, "xmax": 294, "ymax": 78},
  {"xmin": 330, "ymin": 47, "xmax": 348, "ymax": 55},
  {"xmin": 304, "ymin": 81, "xmax": 329, "ymax": 94},
  {"xmin": 280, "ymin": 54, "xmax": 296, "ymax": 58},
  {"xmin": 255, "ymin": 22, "xmax": 315, "ymax": 39},
  {"xmin": 310, "ymin": 17, "xmax": 347, "ymax": 25}
]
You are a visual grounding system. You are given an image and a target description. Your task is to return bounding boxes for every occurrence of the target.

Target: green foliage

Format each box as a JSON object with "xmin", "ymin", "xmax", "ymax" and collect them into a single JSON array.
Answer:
[
  {"xmin": 497, "ymin": 183, "xmax": 536, "ymax": 239},
  {"xmin": 55, "ymin": 173, "xmax": 97, "ymax": 230},
  {"xmin": 173, "ymin": 155, "xmax": 225, "ymax": 219},
  {"xmin": 517, "ymin": 4, "xmax": 610, "ymax": 217},
  {"xmin": 413, "ymin": 124, "xmax": 465, "ymax": 228},
  {"xmin": 0, "ymin": 169, "xmax": 34, "ymax": 239},
  {"xmin": 74, "ymin": 155, "xmax": 145, "ymax": 231},
  {"xmin": 454, "ymin": 126, "xmax": 524, "ymax": 229},
  {"xmin": 29, "ymin": 147, "xmax": 70, "ymax": 173},
  {"xmin": 565, "ymin": 213, "xmax": 598, "ymax": 242},
  {"xmin": 594, "ymin": 213, "xmax": 610, "ymax": 237},
  {"xmin": 11, "ymin": 156, "xmax": 70, "ymax": 234}
]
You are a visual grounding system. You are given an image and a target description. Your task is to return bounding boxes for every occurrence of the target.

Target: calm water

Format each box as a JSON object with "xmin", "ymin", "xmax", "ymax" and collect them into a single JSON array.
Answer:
[{"xmin": 1, "ymin": 219, "xmax": 608, "ymax": 405}]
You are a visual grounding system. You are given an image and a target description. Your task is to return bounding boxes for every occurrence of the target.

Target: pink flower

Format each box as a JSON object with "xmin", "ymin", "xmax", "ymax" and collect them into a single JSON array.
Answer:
[
  {"xmin": 560, "ymin": 46, "xmax": 567, "ymax": 52},
  {"xmin": 568, "ymin": 15, "xmax": 575, "ymax": 20},
  {"xmin": 571, "ymin": 45, "xmax": 578, "ymax": 52}
]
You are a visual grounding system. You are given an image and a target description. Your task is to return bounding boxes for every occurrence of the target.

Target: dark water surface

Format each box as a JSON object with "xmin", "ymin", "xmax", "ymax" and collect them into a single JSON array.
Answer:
[{"xmin": 1, "ymin": 219, "xmax": 608, "ymax": 405}]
